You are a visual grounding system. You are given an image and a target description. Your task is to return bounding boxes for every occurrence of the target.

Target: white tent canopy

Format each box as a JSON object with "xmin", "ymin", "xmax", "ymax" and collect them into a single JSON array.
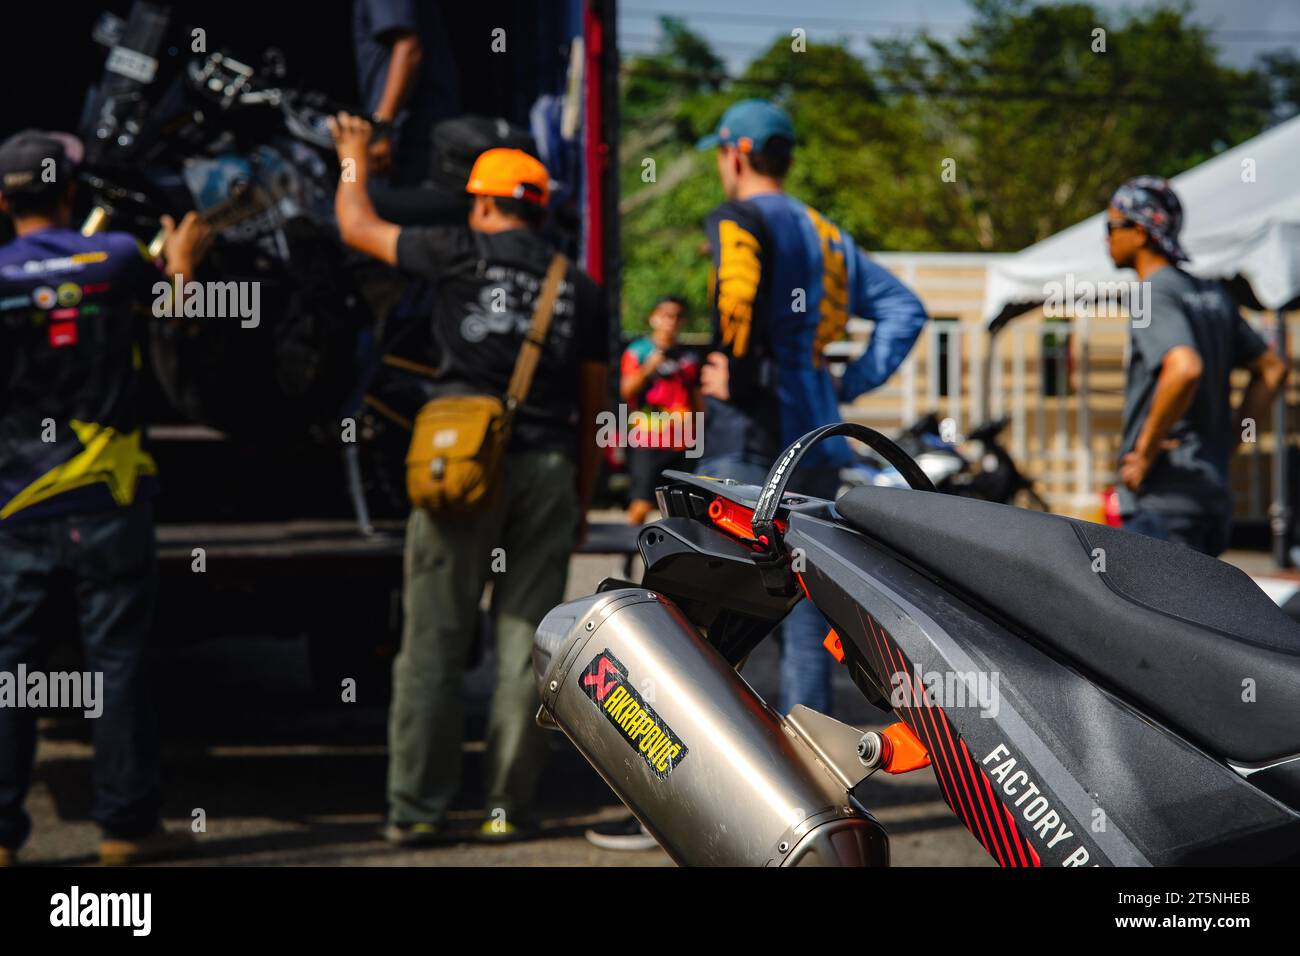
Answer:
[{"xmin": 983, "ymin": 113, "xmax": 1300, "ymax": 329}]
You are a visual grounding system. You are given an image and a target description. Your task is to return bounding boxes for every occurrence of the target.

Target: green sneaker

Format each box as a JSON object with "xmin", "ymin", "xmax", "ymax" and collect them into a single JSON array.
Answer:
[
  {"xmin": 476, "ymin": 818, "xmax": 535, "ymax": 843},
  {"xmin": 383, "ymin": 822, "xmax": 442, "ymax": 847}
]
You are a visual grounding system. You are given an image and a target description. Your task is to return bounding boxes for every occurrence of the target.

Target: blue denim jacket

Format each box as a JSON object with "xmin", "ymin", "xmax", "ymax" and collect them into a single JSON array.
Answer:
[{"xmin": 704, "ymin": 193, "xmax": 928, "ymax": 468}]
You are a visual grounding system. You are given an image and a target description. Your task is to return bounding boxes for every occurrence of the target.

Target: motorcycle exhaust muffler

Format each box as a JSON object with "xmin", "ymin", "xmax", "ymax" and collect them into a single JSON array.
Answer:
[{"xmin": 533, "ymin": 588, "xmax": 888, "ymax": 866}]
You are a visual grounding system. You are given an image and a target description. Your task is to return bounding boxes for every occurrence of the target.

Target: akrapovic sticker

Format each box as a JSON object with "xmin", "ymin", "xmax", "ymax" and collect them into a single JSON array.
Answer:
[{"xmin": 579, "ymin": 650, "xmax": 687, "ymax": 778}]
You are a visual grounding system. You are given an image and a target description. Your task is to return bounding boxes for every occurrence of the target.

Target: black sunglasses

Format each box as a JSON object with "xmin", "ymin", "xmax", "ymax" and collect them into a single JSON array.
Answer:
[{"xmin": 1106, "ymin": 218, "xmax": 1141, "ymax": 235}]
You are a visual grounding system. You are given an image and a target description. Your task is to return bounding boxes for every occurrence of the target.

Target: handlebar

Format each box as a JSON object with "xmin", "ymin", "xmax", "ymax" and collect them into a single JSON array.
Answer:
[{"xmin": 186, "ymin": 51, "xmax": 391, "ymax": 151}]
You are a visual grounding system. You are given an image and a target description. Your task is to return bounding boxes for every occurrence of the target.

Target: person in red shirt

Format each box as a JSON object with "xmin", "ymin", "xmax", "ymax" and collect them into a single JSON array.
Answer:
[{"xmin": 619, "ymin": 297, "xmax": 701, "ymax": 525}]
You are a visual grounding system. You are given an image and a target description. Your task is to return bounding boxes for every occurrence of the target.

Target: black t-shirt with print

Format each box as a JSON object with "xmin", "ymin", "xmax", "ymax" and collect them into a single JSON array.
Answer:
[{"xmin": 395, "ymin": 225, "xmax": 610, "ymax": 456}]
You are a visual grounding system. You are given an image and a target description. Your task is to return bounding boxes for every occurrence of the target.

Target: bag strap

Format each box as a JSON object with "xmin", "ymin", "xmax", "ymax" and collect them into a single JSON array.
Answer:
[{"xmin": 504, "ymin": 253, "xmax": 567, "ymax": 418}]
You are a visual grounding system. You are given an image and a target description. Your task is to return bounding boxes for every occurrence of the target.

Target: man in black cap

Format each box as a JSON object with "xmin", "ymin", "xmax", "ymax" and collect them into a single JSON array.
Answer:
[
  {"xmin": 0, "ymin": 130, "xmax": 211, "ymax": 865},
  {"xmin": 1107, "ymin": 175, "xmax": 1288, "ymax": 555}
]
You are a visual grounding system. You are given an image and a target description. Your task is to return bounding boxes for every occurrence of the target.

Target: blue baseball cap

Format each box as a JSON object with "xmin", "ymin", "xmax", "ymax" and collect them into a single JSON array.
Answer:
[{"xmin": 695, "ymin": 99, "xmax": 795, "ymax": 153}]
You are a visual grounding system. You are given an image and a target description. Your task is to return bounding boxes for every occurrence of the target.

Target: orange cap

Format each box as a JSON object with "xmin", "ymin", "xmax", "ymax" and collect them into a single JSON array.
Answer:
[{"xmin": 466, "ymin": 148, "xmax": 549, "ymax": 206}]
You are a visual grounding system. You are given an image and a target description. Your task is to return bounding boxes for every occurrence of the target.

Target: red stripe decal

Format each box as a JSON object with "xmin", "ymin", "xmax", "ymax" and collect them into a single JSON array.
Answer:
[{"xmin": 853, "ymin": 607, "xmax": 1040, "ymax": 868}]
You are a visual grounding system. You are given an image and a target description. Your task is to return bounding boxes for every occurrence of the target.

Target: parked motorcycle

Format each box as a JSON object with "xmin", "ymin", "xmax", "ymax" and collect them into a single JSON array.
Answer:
[
  {"xmin": 841, "ymin": 412, "xmax": 1048, "ymax": 511},
  {"xmin": 533, "ymin": 423, "xmax": 1300, "ymax": 865}
]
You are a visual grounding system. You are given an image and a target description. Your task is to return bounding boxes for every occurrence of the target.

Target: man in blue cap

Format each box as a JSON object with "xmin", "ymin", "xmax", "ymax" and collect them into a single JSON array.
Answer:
[
  {"xmin": 1106, "ymin": 175, "xmax": 1287, "ymax": 554},
  {"xmin": 696, "ymin": 99, "xmax": 928, "ymax": 713}
]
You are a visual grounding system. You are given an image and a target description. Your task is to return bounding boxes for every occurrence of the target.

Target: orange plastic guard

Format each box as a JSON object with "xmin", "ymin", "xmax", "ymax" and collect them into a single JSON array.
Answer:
[
  {"xmin": 823, "ymin": 628, "xmax": 844, "ymax": 663},
  {"xmin": 881, "ymin": 721, "xmax": 931, "ymax": 774}
]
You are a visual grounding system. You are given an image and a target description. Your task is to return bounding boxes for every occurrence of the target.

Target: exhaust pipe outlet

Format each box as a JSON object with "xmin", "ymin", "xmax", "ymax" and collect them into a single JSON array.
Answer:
[{"xmin": 533, "ymin": 588, "xmax": 888, "ymax": 866}]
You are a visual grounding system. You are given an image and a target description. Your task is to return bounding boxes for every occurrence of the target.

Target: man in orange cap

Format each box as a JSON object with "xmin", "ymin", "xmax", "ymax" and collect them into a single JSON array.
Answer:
[
  {"xmin": 464, "ymin": 148, "xmax": 550, "ymax": 207},
  {"xmin": 329, "ymin": 113, "xmax": 611, "ymax": 845}
]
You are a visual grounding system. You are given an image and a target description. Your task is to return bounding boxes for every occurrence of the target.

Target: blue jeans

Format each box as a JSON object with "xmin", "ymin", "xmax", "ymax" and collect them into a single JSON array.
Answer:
[
  {"xmin": 0, "ymin": 503, "xmax": 162, "ymax": 850},
  {"xmin": 1123, "ymin": 508, "xmax": 1231, "ymax": 557},
  {"xmin": 695, "ymin": 454, "xmax": 837, "ymax": 716}
]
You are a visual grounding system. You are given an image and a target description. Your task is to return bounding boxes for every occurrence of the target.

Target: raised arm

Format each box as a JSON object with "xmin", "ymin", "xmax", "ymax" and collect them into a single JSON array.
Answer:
[
  {"xmin": 159, "ymin": 211, "xmax": 213, "ymax": 287},
  {"xmin": 620, "ymin": 346, "xmax": 665, "ymax": 403},
  {"xmin": 328, "ymin": 112, "xmax": 401, "ymax": 266}
]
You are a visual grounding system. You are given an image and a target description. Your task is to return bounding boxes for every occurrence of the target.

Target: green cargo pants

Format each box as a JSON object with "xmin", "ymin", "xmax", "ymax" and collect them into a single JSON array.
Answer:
[{"xmin": 386, "ymin": 450, "xmax": 577, "ymax": 827}]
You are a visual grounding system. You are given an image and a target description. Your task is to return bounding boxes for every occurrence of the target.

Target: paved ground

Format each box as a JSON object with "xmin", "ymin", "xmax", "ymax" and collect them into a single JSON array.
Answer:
[{"xmin": 16, "ymin": 535, "xmax": 993, "ymax": 868}]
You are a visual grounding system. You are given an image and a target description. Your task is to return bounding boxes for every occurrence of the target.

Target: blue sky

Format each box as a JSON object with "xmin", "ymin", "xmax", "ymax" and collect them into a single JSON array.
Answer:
[{"xmin": 619, "ymin": 0, "xmax": 1300, "ymax": 69}]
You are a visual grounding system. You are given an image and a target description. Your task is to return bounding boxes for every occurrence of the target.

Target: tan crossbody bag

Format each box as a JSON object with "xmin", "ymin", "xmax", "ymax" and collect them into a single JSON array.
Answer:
[{"xmin": 405, "ymin": 254, "xmax": 567, "ymax": 516}]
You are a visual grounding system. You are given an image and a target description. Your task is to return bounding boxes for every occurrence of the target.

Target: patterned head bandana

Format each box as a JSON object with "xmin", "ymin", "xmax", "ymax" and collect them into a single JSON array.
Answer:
[{"xmin": 1108, "ymin": 175, "xmax": 1188, "ymax": 262}]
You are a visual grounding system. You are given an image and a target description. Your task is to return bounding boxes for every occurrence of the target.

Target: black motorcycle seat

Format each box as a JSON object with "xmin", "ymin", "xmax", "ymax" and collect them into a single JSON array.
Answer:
[{"xmin": 835, "ymin": 486, "xmax": 1300, "ymax": 763}]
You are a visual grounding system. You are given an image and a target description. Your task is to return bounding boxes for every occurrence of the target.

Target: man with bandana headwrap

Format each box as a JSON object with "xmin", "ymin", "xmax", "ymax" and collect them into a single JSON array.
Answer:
[{"xmin": 1106, "ymin": 176, "xmax": 1288, "ymax": 555}]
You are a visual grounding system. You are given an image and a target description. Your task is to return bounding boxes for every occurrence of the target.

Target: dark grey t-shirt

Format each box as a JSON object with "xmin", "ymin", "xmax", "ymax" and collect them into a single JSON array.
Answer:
[{"xmin": 1119, "ymin": 266, "xmax": 1267, "ymax": 516}]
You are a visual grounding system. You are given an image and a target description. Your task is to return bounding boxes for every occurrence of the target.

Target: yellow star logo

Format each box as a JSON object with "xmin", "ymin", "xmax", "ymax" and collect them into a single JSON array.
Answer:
[{"xmin": 0, "ymin": 420, "xmax": 157, "ymax": 519}]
